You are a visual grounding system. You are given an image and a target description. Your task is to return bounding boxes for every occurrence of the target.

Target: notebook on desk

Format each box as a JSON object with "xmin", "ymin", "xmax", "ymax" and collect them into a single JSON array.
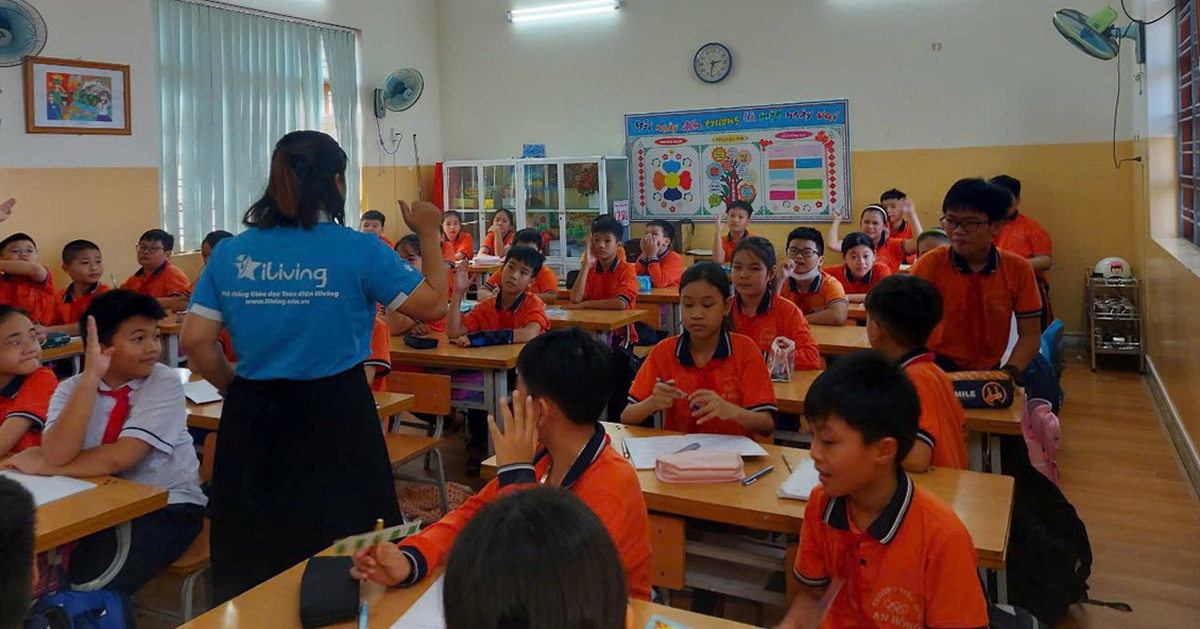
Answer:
[
  {"xmin": 0, "ymin": 471, "xmax": 96, "ymax": 507},
  {"xmin": 777, "ymin": 456, "xmax": 821, "ymax": 501},
  {"xmin": 622, "ymin": 434, "xmax": 767, "ymax": 471}
]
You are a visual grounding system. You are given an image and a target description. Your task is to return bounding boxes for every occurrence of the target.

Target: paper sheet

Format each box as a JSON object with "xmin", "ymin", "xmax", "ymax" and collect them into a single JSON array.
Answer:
[
  {"xmin": 184, "ymin": 380, "xmax": 223, "ymax": 405},
  {"xmin": 544, "ymin": 308, "xmax": 568, "ymax": 317},
  {"xmin": 389, "ymin": 575, "xmax": 445, "ymax": 629},
  {"xmin": 777, "ymin": 456, "xmax": 821, "ymax": 501},
  {"xmin": 622, "ymin": 434, "xmax": 768, "ymax": 471},
  {"xmin": 0, "ymin": 471, "xmax": 96, "ymax": 507},
  {"xmin": 331, "ymin": 520, "xmax": 422, "ymax": 556}
]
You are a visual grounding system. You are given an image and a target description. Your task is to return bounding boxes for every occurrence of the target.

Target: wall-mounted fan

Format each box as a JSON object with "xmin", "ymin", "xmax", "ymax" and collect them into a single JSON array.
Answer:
[
  {"xmin": 1053, "ymin": 6, "xmax": 1144, "ymax": 63},
  {"xmin": 0, "ymin": 0, "xmax": 48, "ymax": 67},
  {"xmin": 373, "ymin": 68, "xmax": 424, "ymax": 118}
]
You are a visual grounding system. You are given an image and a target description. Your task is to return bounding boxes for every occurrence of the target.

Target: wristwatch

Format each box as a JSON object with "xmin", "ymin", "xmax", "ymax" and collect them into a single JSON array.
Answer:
[{"xmin": 1000, "ymin": 364, "xmax": 1023, "ymax": 385}]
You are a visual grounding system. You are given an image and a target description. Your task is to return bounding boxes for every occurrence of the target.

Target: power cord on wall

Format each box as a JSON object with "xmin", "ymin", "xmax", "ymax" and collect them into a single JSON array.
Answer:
[
  {"xmin": 1113, "ymin": 39, "xmax": 1144, "ymax": 169},
  {"xmin": 1120, "ymin": 0, "xmax": 1184, "ymax": 26}
]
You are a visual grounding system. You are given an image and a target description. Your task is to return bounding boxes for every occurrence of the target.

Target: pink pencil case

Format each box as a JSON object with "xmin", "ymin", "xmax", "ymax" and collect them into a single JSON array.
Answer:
[{"xmin": 654, "ymin": 451, "xmax": 745, "ymax": 484}]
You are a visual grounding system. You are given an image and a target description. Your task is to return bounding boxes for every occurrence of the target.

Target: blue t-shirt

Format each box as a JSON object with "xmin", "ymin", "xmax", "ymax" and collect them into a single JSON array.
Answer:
[{"xmin": 190, "ymin": 223, "xmax": 423, "ymax": 381}]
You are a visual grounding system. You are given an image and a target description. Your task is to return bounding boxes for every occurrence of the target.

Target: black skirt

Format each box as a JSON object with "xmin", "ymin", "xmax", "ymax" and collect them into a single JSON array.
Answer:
[{"xmin": 210, "ymin": 365, "xmax": 402, "ymax": 603}]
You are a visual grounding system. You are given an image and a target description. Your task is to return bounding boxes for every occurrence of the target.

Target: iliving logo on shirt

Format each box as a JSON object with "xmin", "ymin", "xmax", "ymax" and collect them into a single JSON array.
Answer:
[{"xmin": 235, "ymin": 255, "xmax": 329, "ymax": 289}]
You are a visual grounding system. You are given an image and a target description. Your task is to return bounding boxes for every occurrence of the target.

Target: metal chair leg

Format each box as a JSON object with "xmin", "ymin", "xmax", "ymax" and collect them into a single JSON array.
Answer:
[{"xmin": 432, "ymin": 447, "xmax": 449, "ymax": 516}]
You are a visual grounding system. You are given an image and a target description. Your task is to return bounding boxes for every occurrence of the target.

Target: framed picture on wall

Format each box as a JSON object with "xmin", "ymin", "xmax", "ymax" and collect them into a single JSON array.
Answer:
[{"xmin": 23, "ymin": 56, "xmax": 131, "ymax": 135}]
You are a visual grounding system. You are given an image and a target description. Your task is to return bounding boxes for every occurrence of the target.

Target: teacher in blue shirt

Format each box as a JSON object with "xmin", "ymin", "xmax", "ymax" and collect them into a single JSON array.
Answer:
[{"xmin": 181, "ymin": 131, "xmax": 448, "ymax": 602}]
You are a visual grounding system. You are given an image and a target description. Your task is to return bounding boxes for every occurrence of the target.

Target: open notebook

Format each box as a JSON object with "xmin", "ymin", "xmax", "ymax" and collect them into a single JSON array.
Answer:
[
  {"xmin": 777, "ymin": 456, "xmax": 822, "ymax": 501},
  {"xmin": 0, "ymin": 471, "xmax": 96, "ymax": 507},
  {"xmin": 622, "ymin": 434, "xmax": 768, "ymax": 471},
  {"xmin": 390, "ymin": 575, "xmax": 445, "ymax": 629}
]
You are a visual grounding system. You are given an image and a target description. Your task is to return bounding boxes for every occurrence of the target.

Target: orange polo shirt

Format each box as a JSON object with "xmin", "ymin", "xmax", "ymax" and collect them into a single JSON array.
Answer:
[
  {"xmin": 902, "ymin": 351, "xmax": 968, "ymax": 470},
  {"xmin": 398, "ymin": 423, "xmax": 653, "ymax": 600},
  {"xmin": 0, "ymin": 269, "xmax": 57, "ymax": 326},
  {"xmin": 779, "ymin": 272, "xmax": 848, "ymax": 316},
  {"xmin": 484, "ymin": 266, "xmax": 558, "ymax": 295},
  {"xmin": 720, "ymin": 230, "xmax": 752, "ymax": 262},
  {"xmin": 0, "ymin": 367, "xmax": 58, "ymax": 454},
  {"xmin": 462, "ymin": 292, "xmax": 550, "ymax": 334},
  {"xmin": 730, "ymin": 292, "xmax": 823, "ymax": 371},
  {"xmin": 444, "ymin": 232, "xmax": 474, "ymax": 260},
  {"xmin": 366, "ymin": 316, "xmax": 392, "ymax": 393},
  {"xmin": 875, "ymin": 237, "xmax": 908, "ymax": 272},
  {"xmin": 479, "ymin": 231, "xmax": 514, "ymax": 255},
  {"xmin": 912, "ymin": 246, "xmax": 1042, "ymax": 370},
  {"xmin": 378, "ymin": 234, "xmax": 395, "ymax": 249},
  {"xmin": 824, "ymin": 263, "xmax": 893, "ymax": 296},
  {"xmin": 629, "ymin": 332, "xmax": 777, "ymax": 438},
  {"xmin": 994, "ymin": 211, "xmax": 1053, "ymax": 286},
  {"xmin": 583, "ymin": 257, "xmax": 640, "ymax": 343},
  {"xmin": 890, "ymin": 219, "xmax": 914, "ymax": 242},
  {"xmin": 794, "ymin": 475, "xmax": 989, "ymax": 628},
  {"xmin": 53, "ymin": 282, "xmax": 109, "ymax": 328},
  {"xmin": 121, "ymin": 261, "xmax": 192, "ymax": 299},
  {"xmin": 635, "ymin": 250, "xmax": 685, "ymax": 287}
]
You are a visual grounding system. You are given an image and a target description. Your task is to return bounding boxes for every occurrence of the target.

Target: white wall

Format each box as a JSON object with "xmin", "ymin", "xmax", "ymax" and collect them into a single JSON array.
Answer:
[
  {"xmin": 0, "ymin": 0, "xmax": 442, "ymax": 169},
  {"xmin": 437, "ymin": 0, "xmax": 1137, "ymax": 159}
]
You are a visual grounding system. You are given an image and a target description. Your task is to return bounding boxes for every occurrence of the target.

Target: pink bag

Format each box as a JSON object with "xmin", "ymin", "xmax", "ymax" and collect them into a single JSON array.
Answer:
[
  {"xmin": 1022, "ymin": 397, "xmax": 1062, "ymax": 485},
  {"xmin": 655, "ymin": 451, "xmax": 745, "ymax": 484}
]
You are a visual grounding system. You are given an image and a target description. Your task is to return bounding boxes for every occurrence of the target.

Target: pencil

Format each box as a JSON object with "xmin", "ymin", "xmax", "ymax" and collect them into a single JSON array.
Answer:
[{"xmin": 781, "ymin": 453, "xmax": 794, "ymax": 473}]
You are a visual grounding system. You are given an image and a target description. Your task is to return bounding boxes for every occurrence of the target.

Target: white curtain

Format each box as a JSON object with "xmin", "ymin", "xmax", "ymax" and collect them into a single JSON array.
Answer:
[
  {"xmin": 321, "ymin": 29, "xmax": 362, "ymax": 225},
  {"xmin": 157, "ymin": 0, "xmax": 358, "ymax": 249}
]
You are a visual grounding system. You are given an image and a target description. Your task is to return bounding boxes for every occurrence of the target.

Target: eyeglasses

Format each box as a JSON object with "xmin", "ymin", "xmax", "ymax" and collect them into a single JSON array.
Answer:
[
  {"xmin": 786, "ymin": 248, "xmax": 820, "ymax": 258},
  {"xmin": 938, "ymin": 217, "xmax": 992, "ymax": 233},
  {"xmin": 136, "ymin": 245, "xmax": 165, "ymax": 254}
]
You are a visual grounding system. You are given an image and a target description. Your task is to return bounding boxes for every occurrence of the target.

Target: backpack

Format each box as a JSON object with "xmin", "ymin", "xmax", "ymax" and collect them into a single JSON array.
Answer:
[
  {"xmin": 1021, "ymin": 353, "xmax": 1063, "ymax": 414},
  {"xmin": 1021, "ymin": 398, "xmax": 1061, "ymax": 485},
  {"xmin": 25, "ymin": 590, "xmax": 136, "ymax": 629},
  {"xmin": 988, "ymin": 603, "xmax": 1045, "ymax": 629}
]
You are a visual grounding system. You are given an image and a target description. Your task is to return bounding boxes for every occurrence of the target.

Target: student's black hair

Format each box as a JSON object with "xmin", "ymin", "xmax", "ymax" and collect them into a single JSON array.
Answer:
[
  {"xmin": 0, "ymin": 233, "xmax": 36, "ymax": 252},
  {"xmin": 860, "ymin": 204, "xmax": 889, "ymax": 226},
  {"xmin": 517, "ymin": 328, "xmax": 613, "ymax": 425},
  {"xmin": 504, "ymin": 245, "xmax": 545, "ymax": 278},
  {"xmin": 864, "ymin": 275, "xmax": 943, "ymax": 349},
  {"xmin": 0, "ymin": 305, "xmax": 30, "ymax": 329},
  {"xmin": 80, "ymin": 289, "xmax": 168, "ymax": 346},
  {"xmin": 443, "ymin": 210, "xmax": 462, "ymax": 223},
  {"xmin": 244, "ymin": 130, "xmax": 348, "ymax": 230},
  {"xmin": 880, "ymin": 188, "xmax": 907, "ymax": 203},
  {"xmin": 732, "ymin": 236, "xmax": 777, "ymax": 271},
  {"xmin": 139, "ymin": 229, "xmax": 175, "ymax": 252},
  {"xmin": 589, "ymin": 215, "xmax": 623, "ymax": 240},
  {"xmin": 804, "ymin": 351, "xmax": 919, "ymax": 466},
  {"xmin": 989, "ymin": 174, "xmax": 1021, "ymax": 200},
  {"xmin": 397, "ymin": 233, "xmax": 421, "ymax": 256},
  {"xmin": 201, "ymin": 230, "xmax": 234, "ymax": 250},
  {"xmin": 726, "ymin": 200, "xmax": 754, "ymax": 216},
  {"xmin": 942, "ymin": 177, "xmax": 1013, "ymax": 223},
  {"xmin": 787, "ymin": 227, "xmax": 825, "ymax": 256},
  {"xmin": 491, "ymin": 208, "xmax": 515, "ymax": 225},
  {"xmin": 62, "ymin": 239, "xmax": 101, "ymax": 265},
  {"xmin": 916, "ymin": 229, "xmax": 949, "ymax": 247},
  {"xmin": 840, "ymin": 231, "xmax": 876, "ymax": 254},
  {"xmin": 646, "ymin": 219, "xmax": 675, "ymax": 243},
  {"xmin": 360, "ymin": 210, "xmax": 386, "ymax": 226},
  {"xmin": 0, "ymin": 475, "xmax": 35, "ymax": 629},
  {"xmin": 513, "ymin": 228, "xmax": 543, "ymax": 248},
  {"xmin": 443, "ymin": 487, "xmax": 628, "ymax": 629},
  {"xmin": 681, "ymin": 261, "xmax": 731, "ymax": 296}
]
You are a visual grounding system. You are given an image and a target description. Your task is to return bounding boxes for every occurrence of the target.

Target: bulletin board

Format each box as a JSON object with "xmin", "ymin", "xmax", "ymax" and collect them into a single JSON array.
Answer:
[{"xmin": 626, "ymin": 100, "xmax": 850, "ymax": 222}]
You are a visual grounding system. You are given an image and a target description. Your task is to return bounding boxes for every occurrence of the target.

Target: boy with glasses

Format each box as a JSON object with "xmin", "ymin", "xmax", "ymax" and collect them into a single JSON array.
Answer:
[
  {"xmin": 775, "ymin": 227, "xmax": 849, "ymax": 326},
  {"xmin": 121, "ymin": 229, "xmax": 191, "ymax": 311},
  {"xmin": 912, "ymin": 178, "xmax": 1042, "ymax": 378}
]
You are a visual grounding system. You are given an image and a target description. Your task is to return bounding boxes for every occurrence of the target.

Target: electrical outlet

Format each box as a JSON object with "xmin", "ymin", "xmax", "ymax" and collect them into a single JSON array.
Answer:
[
  {"xmin": 391, "ymin": 127, "xmax": 403, "ymax": 140},
  {"xmin": 931, "ymin": 42, "xmax": 943, "ymax": 52}
]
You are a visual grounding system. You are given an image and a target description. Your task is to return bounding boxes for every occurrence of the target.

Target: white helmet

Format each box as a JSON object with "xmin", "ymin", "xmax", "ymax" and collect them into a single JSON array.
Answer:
[{"xmin": 1093, "ymin": 256, "xmax": 1132, "ymax": 278}]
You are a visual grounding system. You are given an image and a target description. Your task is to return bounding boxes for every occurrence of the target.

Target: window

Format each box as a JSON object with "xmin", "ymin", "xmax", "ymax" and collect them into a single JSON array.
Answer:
[{"xmin": 1179, "ymin": 0, "xmax": 1200, "ymax": 245}]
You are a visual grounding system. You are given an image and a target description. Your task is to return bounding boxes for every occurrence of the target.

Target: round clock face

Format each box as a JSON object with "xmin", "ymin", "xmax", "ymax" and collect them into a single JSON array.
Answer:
[{"xmin": 694, "ymin": 42, "xmax": 732, "ymax": 84}]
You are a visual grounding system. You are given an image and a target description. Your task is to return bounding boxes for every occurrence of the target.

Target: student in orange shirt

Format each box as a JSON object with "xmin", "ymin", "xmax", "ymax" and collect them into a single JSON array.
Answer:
[
  {"xmin": 0, "ymin": 306, "xmax": 59, "ymax": 459},
  {"xmin": 729, "ymin": 237, "xmax": 821, "ymax": 370},
  {"xmin": 712, "ymin": 200, "xmax": 754, "ymax": 264},
  {"xmin": 446, "ymin": 247, "xmax": 551, "ymax": 347},
  {"xmin": 636, "ymin": 219, "xmax": 685, "ymax": 288},
  {"xmin": 824, "ymin": 232, "xmax": 893, "ymax": 303},
  {"xmin": 478, "ymin": 208, "xmax": 515, "ymax": 256},
  {"xmin": 443, "ymin": 487, "xmax": 633, "ymax": 629},
  {"xmin": 990, "ymin": 174, "xmax": 1054, "ymax": 329},
  {"xmin": 865, "ymin": 275, "xmax": 968, "ymax": 471},
  {"xmin": 45, "ymin": 240, "xmax": 110, "ymax": 334},
  {"xmin": 0, "ymin": 234, "xmax": 56, "ymax": 326},
  {"xmin": 441, "ymin": 210, "xmax": 474, "ymax": 262},
  {"xmin": 913, "ymin": 177, "xmax": 1043, "ymax": 377},
  {"xmin": 365, "ymin": 316, "xmax": 392, "ymax": 393},
  {"xmin": 916, "ymin": 228, "xmax": 950, "ymax": 258},
  {"xmin": 191, "ymin": 231, "xmax": 238, "ymax": 364},
  {"xmin": 388, "ymin": 235, "xmax": 451, "ymax": 335},
  {"xmin": 879, "ymin": 188, "xmax": 915, "ymax": 241},
  {"xmin": 623, "ymin": 262, "xmax": 777, "ymax": 439},
  {"xmin": 480, "ymin": 228, "xmax": 558, "ymax": 305},
  {"xmin": 359, "ymin": 210, "xmax": 394, "ymax": 248},
  {"xmin": 567, "ymin": 216, "xmax": 639, "ymax": 343},
  {"xmin": 120, "ymin": 229, "xmax": 191, "ymax": 311},
  {"xmin": 351, "ymin": 329, "xmax": 653, "ymax": 601},
  {"xmin": 776, "ymin": 227, "xmax": 849, "ymax": 326},
  {"xmin": 780, "ymin": 352, "xmax": 988, "ymax": 629},
  {"xmin": 829, "ymin": 204, "xmax": 919, "ymax": 272}
]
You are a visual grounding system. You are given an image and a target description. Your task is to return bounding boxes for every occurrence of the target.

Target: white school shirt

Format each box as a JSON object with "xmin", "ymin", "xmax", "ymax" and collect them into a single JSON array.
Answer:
[{"xmin": 47, "ymin": 363, "xmax": 207, "ymax": 507}]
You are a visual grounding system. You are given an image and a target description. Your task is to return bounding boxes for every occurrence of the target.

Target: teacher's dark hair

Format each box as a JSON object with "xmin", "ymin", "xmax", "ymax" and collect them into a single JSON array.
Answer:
[
  {"xmin": 443, "ymin": 487, "xmax": 629, "ymax": 629},
  {"xmin": 0, "ymin": 475, "xmax": 35, "ymax": 629},
  {"xmin": 244, "ymin": 131, "xmax": 348, "ymax": 229}
]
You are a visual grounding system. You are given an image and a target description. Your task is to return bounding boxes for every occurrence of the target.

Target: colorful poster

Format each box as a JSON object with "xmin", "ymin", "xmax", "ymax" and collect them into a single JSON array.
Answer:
[{"xmin": 626, "ymin": 100, "xmax": 850, "ymax": 222}]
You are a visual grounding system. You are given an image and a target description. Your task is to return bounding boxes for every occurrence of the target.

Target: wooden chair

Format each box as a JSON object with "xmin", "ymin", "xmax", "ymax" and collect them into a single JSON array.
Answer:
[
  {"xmin": 161, "ymin": 432, "xmax": 215, "ymax": 622},
  {"xmin": 385, "ymin": 372, "xmax": 452, "ymax": 515}
]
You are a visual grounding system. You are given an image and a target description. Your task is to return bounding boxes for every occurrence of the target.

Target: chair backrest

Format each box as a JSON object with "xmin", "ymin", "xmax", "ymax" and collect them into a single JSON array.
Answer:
[
  {"xmin": 566, "ymin": 269, "xmax": 580, "ymax": 290},
  {"xmin": 386, "ymin": 371, "xmax": 452, "ymax": 416},
  {"xmin": 623, "ymin": 239, "xmax": 642, "ymax": 262},
  {"xmin": 201, "ymin": 432, "xmax": 216, "ymax": 484}
]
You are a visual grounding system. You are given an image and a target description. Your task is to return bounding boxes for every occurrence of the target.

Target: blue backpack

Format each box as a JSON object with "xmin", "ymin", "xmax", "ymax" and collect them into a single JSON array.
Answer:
[
  {"xmin": 1021, "ymin": 352, "xmax": 1063, "ymax": 414},
  {"xmin": 25, "ymin": 590, "xmax": 135, "ymax": 629}
]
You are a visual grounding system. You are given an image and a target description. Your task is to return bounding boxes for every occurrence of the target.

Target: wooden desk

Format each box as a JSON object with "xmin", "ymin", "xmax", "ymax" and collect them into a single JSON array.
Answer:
[
  {"xmin": 556, "ymin": 287, "xmax": 681, "ymax": 332},
  {"xmin": 847, "ymin": 302, "xmax": 867, "ymax": 322},
  {"xmin": 181, "ymin": 557, "xmax": 753, "ymax": 629},
  {"xmin": 389, "ymin": 333, "xmax": 523, "ymax": 424},
  {"xmin": 42, "ymin": 337, "xmax": 85, "ymax": 375},
  {"xmin": 810, "ymin": 324, "xmax": 870, "ymax": 356},
  {"xmin": 187, "ymin": 392, "xmax": 415, "ymax": 432},
  {"xmin": 468, "ymin": 262, "xmax": 502, "ymax": 275},
  {"xmin": 772, "ymin": 371, "xmax": 823, "ymax": 415},
  {"xmin": 160, "ymin": 314, "xmax": 185, "ymax": 368},
  {"xmin": 547, "ymin": 309, "xmax": 644, "ymax": 332}
]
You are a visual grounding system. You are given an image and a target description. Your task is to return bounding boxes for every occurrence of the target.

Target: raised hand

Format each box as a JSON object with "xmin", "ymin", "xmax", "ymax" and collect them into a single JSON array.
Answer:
[
  {"xmin": 487, "ymin": 394, "xmax": 540, "ymax": 469},
  {"xmin": 0, "ymin": 198, "xmax": 14, "ymax": 222},
  {"xmin": 399, "ymin": 200, "xmax": 443, "ymax": 237},
  {"xmin": 82, "ymin": 316, "xmax": 114, "ymax": 380}
]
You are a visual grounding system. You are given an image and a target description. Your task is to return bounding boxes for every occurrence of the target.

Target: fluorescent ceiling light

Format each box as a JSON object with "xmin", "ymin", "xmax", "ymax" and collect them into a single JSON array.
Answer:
[{"xmin": 508, "ymin": 0, "xmax": 622, "ymax": 23}]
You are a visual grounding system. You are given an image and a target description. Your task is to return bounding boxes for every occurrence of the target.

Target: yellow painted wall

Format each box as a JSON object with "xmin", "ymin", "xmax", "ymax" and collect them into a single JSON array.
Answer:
[
  {"xmin": 361, "ymin": 165, "xmax": 437, "ymax": 243},
  {"xmin": 633, "ymin": 141, "xmax": 1136, "ymax": 334}
]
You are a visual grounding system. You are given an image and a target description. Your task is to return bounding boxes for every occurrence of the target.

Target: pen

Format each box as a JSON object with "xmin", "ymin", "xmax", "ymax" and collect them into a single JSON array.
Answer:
[
  {"xmin": 359, "ymin": 600, "xmax": 369, "ymax": 629},
  {"xmin": 674, "ymin": 442, "xmax": 701, "ymax": 454},
  {"xmin": 741, "ymin": 465, "xmax": 775, "ymax": 486},
  {"xmin": 781, "ymin": 454, "xmax": 794, "ymax": 473},
  {"xmin": 620, "ymin": 438, "xmax": 630, "ymax": 459}
]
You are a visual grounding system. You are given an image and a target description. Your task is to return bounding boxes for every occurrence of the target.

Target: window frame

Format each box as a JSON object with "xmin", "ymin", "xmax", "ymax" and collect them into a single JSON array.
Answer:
[{"xmin": 1179, "ymin": 0, "xmax": 1200, "ymax": 245}]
